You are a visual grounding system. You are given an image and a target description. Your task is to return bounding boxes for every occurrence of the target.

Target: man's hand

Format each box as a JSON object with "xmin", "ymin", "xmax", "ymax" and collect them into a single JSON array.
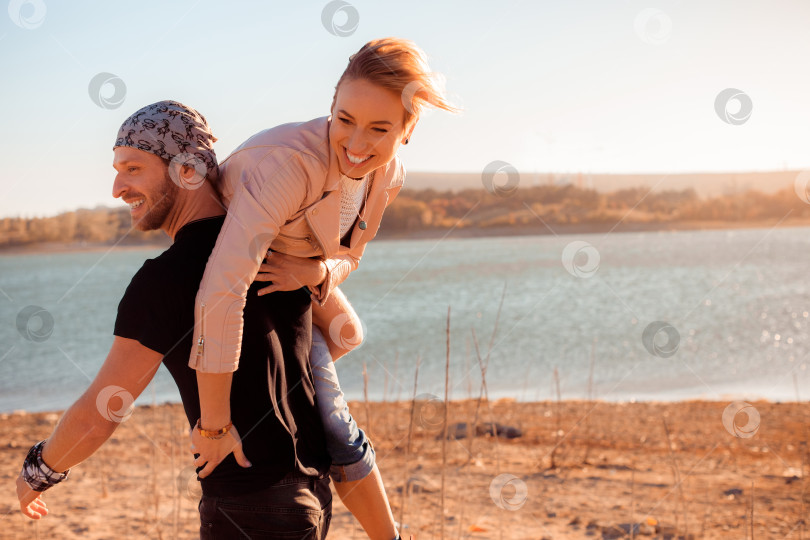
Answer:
[
  {"xmin": 16, "ymin": 474, "xmax": 48, "ymax": 519},
  {"xmin": 255, "ymin": 251, "xmax": 326, "ymax": 295},
  {"xmin": 190, "ymin": 423, "xmax": 252, "ymax": 478}
]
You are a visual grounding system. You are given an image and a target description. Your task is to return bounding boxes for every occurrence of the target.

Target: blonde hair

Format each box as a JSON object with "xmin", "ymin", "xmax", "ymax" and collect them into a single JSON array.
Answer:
[{"xmin": 332, "ymin": 37, "xmax": 458, "ymax": 127}]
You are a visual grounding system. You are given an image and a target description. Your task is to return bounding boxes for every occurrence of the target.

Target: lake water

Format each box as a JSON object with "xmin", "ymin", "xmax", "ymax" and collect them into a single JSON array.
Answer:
[{"xmin": 1, "ymin": 226, "xmax": 808, "ymax": 413}]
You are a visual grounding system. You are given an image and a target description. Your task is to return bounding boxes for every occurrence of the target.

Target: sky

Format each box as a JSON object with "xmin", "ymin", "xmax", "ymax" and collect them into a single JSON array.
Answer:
[{"xmin": 1, "ymin": 0, "xmax": 809, "ymax": 218}]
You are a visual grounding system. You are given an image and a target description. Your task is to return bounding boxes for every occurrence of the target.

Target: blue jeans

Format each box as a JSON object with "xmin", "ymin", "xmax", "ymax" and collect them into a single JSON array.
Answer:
[
  {"xmin": 199, "ymin": 472, "xmax": 332, "ymax": 539},
  {"xmin": 311, "ymin": 326, "xmax": 375, "ymax": 482}
]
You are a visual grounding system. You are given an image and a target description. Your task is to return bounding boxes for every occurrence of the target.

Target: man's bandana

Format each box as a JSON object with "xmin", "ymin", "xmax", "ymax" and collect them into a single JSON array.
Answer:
[{"xmin": 113, "ymin": 100, "xmax": 218, "ymax": 186}]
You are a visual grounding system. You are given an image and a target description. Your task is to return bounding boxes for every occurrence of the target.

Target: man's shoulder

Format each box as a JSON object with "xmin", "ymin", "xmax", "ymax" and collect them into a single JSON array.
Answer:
[
  {"xmin": 115, "ymin": 253, "xmax": 188, "ymax": 357},
  {"xmin": 114, "ymin": 220, "xmax": 220, "ymax": 353},
  {"xmin": 123, "ymin": 252, "xmax": 182, "ymax": 299},
  {"xmin": 126, "ymin": 223, "xmax": 219, "ymax": 297}
]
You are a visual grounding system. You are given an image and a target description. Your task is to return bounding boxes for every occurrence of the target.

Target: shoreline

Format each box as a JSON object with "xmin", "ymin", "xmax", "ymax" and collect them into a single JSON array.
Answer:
[
  {"xmin": 2, "ymin": 218, "xmax": 810, "ymax": 255},
  {"xmin": 0, "ymin": 241, "xmax": 170, "ymax": 256},
  {"xmin": 374, "ymin": 217, "xmax": 810, "ymax": 241},
  {"xmin": 1, "ymin": 395, "xmax": 803, "ymax": 417}
]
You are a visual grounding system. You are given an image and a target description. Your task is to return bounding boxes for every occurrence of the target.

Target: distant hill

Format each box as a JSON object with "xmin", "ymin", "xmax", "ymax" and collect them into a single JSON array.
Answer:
[
  {"xmin": 404, "ymin": 170, "xmax": 801, "ymax": 197},
  {"xmin": 3, "ymin": 176, "xmax": 810, "ymax": 251}
]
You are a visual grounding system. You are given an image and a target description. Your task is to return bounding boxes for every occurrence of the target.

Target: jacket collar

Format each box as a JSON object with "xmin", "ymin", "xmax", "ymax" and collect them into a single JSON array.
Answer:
[{"xmin": 323, "ymin": 116, "xmax": 341, "ymax": 193}]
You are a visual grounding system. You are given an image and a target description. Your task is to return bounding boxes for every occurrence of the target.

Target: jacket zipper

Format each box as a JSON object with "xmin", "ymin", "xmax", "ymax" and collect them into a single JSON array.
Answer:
[
  {"xmin": 304, "ymin": 213, "xmax": 327, "ymax": 256},
  {"xmin": 277, "ymin": 230, "xmax": 312, "ymax": 242},
  {"xmin": 196, "ymin": 303, "xmax": 206, "ymax": 362}
]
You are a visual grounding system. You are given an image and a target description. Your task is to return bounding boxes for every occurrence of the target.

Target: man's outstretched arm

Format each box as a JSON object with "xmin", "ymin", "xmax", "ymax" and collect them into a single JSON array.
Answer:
[{"xmin": 16, "ymin": 336, "xmax": 163, "ymax": 519}]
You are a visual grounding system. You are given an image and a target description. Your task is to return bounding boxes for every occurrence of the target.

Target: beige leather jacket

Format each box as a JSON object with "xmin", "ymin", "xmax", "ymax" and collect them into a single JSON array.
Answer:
[{"xmin": 189, "ymin": 116, "xmax": 404, "ymax": 373}]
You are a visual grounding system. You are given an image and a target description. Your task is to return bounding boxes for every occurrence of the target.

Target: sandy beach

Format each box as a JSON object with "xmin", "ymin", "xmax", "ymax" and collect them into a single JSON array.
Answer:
[{"xmin": 1, "ymin": 399, "xmax": 807, "ymax": 539}]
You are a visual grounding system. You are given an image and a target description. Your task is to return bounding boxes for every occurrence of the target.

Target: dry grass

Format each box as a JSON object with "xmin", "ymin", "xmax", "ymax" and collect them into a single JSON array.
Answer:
[{"xmin": 1, "ymin": 399, "xmax": 808, "ymax": 539}]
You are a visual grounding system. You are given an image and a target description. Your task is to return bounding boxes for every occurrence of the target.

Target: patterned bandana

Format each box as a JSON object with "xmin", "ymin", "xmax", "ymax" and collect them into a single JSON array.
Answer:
[{"xmin": 113, "ymin": 100, "xmax": 219, "ymax": 184}]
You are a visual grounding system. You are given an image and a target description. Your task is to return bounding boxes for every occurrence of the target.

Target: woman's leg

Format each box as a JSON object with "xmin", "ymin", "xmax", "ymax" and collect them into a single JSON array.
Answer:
[
  {"xmin": 333, "ymin": 464, "xmax": 397, "ymax": 540},
  {"xmin": 310, "ymin": 325, "xmax": 397, "ymax": 540},
  {"xmin": 311, "ymin": 286, "xmax": 363, "ymax": 361}
]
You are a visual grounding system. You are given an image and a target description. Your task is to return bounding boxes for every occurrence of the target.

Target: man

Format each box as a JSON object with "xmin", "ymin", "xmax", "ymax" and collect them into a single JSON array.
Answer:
[{"xmin": 15, "ymin": 100, "xmax": 332, "ymax": 538}]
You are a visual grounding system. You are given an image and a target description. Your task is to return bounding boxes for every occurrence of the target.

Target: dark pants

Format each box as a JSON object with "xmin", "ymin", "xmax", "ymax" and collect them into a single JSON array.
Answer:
[{"xmin": 199, "ymin": 473, "xmax": 332, "ymax": 539}]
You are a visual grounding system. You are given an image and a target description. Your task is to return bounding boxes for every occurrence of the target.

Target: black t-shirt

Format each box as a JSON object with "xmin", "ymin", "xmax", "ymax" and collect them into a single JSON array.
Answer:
[{"xmin": 113, "ymin": 216, "xmax": 329, "ymax": 497}]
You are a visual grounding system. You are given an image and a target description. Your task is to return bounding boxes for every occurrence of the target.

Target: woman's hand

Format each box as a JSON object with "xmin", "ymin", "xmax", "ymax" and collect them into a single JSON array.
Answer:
[
  {"xmin": 255, "ymin": 251, "xmax": 327, "ymax": 295},
  {"xmin": 16, "ymin": 474, "xmax": 48, "ymax": 519},
  {"xmin": 190, "ymin": 423, "xmax": 252, "ymax": 478}
]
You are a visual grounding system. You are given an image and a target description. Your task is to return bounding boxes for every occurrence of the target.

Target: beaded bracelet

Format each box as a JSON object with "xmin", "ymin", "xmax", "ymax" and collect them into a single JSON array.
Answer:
[
  {"xmin": 195, "ymin": 419, "xmax": 233, "ymax": 440},
  {"xmin": 21, "ymin": 440, "xmax": 70, "ymax": 492}
]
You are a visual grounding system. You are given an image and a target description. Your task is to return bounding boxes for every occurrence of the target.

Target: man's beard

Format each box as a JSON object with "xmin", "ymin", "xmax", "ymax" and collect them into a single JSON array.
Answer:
[{"xmin": 134, "ymin": 172, "xmax": 180, "ymax": 231}]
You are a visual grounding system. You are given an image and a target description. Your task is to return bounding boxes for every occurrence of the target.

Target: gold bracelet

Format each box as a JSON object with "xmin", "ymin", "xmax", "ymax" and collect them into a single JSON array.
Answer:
[{"xmin": 195, "ymin": 419, "xmax": 233, "ymax": 440}]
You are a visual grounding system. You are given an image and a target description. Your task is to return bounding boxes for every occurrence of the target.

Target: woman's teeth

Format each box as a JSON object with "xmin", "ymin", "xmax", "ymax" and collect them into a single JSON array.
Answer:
[{"xmin": 346, "ymin": 149, "xmax": 371, "ymax": 165}]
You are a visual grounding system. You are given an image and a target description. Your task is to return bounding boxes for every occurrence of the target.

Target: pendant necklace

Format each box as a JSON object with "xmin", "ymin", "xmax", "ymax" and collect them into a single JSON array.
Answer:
[{"xmin": 354, "ymin": 174, "xmax": 370, "ymax": 230}]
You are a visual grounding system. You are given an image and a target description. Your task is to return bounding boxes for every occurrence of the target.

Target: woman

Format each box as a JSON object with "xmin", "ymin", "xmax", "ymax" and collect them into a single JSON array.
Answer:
[{"xmin": 190, "ymin": 38, "xmax": 455, "ymax": 539}]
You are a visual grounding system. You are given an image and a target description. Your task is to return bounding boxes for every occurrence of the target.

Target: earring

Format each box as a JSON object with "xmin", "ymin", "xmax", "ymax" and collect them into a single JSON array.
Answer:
[{"xmin": 403, "ymin": 138, "xmax": 409, "ymax": 145}]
